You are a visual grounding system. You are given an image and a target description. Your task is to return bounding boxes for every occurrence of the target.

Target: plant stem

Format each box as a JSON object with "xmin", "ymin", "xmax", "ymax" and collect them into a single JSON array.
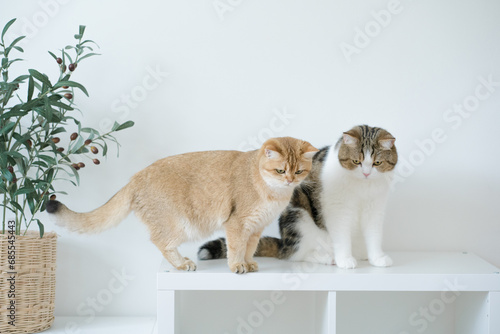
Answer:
[{"xmin": 2, "ymin": 193, "xmax": 6, "ymax": 234}]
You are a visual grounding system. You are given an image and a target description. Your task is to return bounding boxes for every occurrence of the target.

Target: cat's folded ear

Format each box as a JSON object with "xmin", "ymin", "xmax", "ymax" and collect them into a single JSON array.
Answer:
[
  {"xmin": 342, "ymin": 131, "xmax": 360, "ymax": 147},
  {"xmin": 302, "ymin": 142, "xmax": 319, "ymax": 160},
  {"xmin": 264, "ymin": 146, "xmax": 281, "ymax": 159},
  {"xmin": 379, "ymin": 137, "xmax": 396, "ymax": 150}
]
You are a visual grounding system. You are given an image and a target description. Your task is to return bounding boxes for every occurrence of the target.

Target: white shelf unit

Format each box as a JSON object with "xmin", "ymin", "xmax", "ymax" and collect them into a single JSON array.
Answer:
[{"xmin": 157, "ymin": 252, "xmax": 500, "ymax": 334}]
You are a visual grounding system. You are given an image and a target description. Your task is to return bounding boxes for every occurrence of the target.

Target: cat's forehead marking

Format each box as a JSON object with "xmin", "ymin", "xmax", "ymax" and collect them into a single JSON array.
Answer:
[{"xmin": 359, "ymin": 125, "xmax": 382, "ymax": 154}]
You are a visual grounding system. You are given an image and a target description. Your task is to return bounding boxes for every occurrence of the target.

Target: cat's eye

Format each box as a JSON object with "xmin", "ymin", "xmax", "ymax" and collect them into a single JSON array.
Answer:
[
  {"xmin": 295, "ymin": 170, "xmax": 303, "ymax": 175},
  {"xmin": 352, "ymin": 160, "xmax": 361, "ymax": 165},
  {"xmin": 275, "ymin": 169, "xmax": 286, "ymax": 174},
  {"xmin": 373, "ymin": 161, "xmax": 382, "ymax": 166}
]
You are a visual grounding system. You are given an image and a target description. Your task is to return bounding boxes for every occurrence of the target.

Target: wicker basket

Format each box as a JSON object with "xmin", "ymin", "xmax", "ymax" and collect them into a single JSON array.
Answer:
[{"xmin": 0, "ymin": 230, "xmax": 57, "ymax": 333}]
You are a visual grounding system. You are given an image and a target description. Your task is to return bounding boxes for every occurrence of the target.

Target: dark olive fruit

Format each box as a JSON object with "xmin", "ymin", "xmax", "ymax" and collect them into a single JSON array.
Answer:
[
  {"xmin": 70, "ymin": 132, "xmax": 78, "ymax": 140},
  {"xmin": 26, "ymin": 139, "xmax": 32, "ymax": 148},
  {"xmin": 78, "ymin": 162, "xmax": 85, "ymax": 168},
  {"xmin": 64, "ymin": 93, "xmax": 73, "ymax": 99},
  {"xmin": 57, "ymin": 147, "xmax": 64, "ymax": 153},
  {"xmin": 90, "ymin": 146, "xmax": 98, "ymax": 154},
  {"xmin": 61, "ymin": 65, "xmax": 67, "ymax": 72},
  {"xmin": 62, "ymin": 85, "xmax": 69, "ymax": 89},
  {"xmin": 56, "ymin": 57, "xmax": 63, "ymax": 64},
  {"xmin": 84, "ymin": 139, "xmax": 92, "ymax": 146},
  {"xmin": 7, "ymin": 166, "xmax": 14, "ymax": 173},
  {"xmin": 68, "ymin": 63, "xmax": 76, "ymax": 71},
  {"xmin": 52, "ymin": 137, "xmax": 61, "ymax": 144},
  {"xmin": 93, "ymin": 158, "xmax": 100, "ymax": 165},
  {"xmin": 50, "ymin": 194, "xmax": 57, "ymax": 200}
]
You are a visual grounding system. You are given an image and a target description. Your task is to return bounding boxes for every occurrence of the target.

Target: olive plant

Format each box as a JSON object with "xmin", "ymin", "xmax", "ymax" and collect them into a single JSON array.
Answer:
[{"xmin": 0, "ymin": 19, "xmax": 134, "ymax": 237}]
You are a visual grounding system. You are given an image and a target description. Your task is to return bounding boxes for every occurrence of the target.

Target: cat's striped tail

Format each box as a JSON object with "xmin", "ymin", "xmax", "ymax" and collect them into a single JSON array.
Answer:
[{"xmin": 197, "ymin": 236, "xmax": 285, "ymax": 260}]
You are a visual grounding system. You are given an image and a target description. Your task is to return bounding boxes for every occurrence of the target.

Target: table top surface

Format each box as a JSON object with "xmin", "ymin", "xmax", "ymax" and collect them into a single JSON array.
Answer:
[{"xmin": 157, "ymin": 252, "xmax": 500, "ymax": 291}]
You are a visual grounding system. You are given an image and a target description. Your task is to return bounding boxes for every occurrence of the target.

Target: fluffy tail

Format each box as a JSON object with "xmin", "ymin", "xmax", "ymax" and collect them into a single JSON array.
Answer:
[
  {"xmin": 46, "ymin": 183, "xmax": 134, "ymax": 234},
  {"xmin": 198, "ymin": 236, "xmax": 284, "ymax": 260}
]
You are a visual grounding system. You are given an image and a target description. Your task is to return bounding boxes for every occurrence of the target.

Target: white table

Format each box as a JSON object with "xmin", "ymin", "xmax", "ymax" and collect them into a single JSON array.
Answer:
[{"xmin": 157, "ymin": 252, "xmax": 500, "ymax": 334}]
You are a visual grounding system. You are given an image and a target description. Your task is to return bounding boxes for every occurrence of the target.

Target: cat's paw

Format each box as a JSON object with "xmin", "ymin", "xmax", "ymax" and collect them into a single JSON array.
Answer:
[
  {"xmin": 369, "ymin": 254, "xmax": 393, "ymax": 267},
  {"xmin": 335, "ymin": 256, "xmax": 358, "ymax": 269},
  {"xmin": 229, "ymin": 262, "xmax": 249, "ymax": 274},
  {"xmin": 247, "ymin": 261, "xmax": 259, "ymax": 272},
  {"xmin": 176, "ymin": 257, "xmax": 197, "ymax": 271}
]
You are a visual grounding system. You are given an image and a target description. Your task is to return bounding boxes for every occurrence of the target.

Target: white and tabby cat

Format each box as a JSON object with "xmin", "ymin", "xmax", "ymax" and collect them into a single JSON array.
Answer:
[{"xmin": 199, "ymin": 125, "xmax": 398, "ymax": 269}]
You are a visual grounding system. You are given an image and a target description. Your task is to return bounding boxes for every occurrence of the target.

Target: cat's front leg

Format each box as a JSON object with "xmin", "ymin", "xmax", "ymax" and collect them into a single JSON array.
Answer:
[
  {"xmin": 244, "ymin": 229, "xmax": 264, "ymax": 272},
  {"xmin": 224, "ymin": 219, "xmax": 255, "ymax": 274},
  {"xmin": 326, "ymin": 212, "xmax": 358, "ymax": 269},
  {"xmin": 361, "ymin": 206, "xmax": 392, "ymax": 267}
]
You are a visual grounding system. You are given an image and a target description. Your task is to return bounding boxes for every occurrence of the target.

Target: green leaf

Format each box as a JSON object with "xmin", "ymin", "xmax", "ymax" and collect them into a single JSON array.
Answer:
[
  {"xmin": 79, "ymin": 25, "xmax": 86, "ymax": 36},
  {"xmin": 4, "ymin": 151, "xmax": 24, "ymax": 159},
  {"xmin": 46, "ymin": 168, "xmax": 55, "ymax": 183},
  {"xmin": 48, "ymin": 51, "xmax": 57, "ymax": 61},
  {"xmin": 12, "ymin": 46, "xmax": 23, "ymax": 53},
  {"xmin": 63, "ymin": 50, "xmax": 73, "ymax": 64},
  {"xmin": 37, "ymin": 220, "xmax": 44, "ymax": 238},
  {"xmin": 53, "ymin": 80, "xmax": 89, "ymax": 96},
  {"xmin": 51, "ymin": 127, "xmax": 67, "ymax": 135},
  {"xmin": 1, "ymin": 19, "xmax": 16, "ymax": 43},
  {"xmin": 14, "ymin": 187, "xmax": 35, "ymax": 196},
  {"xmin": 32, "ymin": 160, "xmax": 48, "ymax": 168},
  {"xmin": 79, "ymin": 39, "xmax": 99, "ymax": 47},
  {"xmin": 7, "ymin": 58, "xmax": 23, "ymax": 66},
  {"xmin": 76, "ymin": 52, "xmax": 100, "ymax": 63},
  {"xmin": 7, "ymin": 36, "xmax": 26, "ymax": 49},
  {"xmin": 0, "ymin": 182, "xmax": 7, "ymax": 193},
  {"xmin": 43, "ymin": 96, "xmax": 53, "ymax": 122},
  {"xmin": 74, "ymin": 34, "xmax": 82, "ymax": 40},
  {"xmin": 0, "ymin": 109, "xmax": 28, "ymax": 119},
  {"xmin": 115, "ymin": 121, "xmax": 135, "ymax": 131},
  {"xmin": 13, "ymin": 157, "xmax": 26, "ymax": 176},
  {"xmin": 68, "ymin": 164, "xmax": 80, "ymax": 186},
  {"xmin": 38, "ymin": 155, "xmax": 57, "ymax": 166},
  {"xmin": 27, "ymin": 194, "xmax": 35, "ymax": 214},
  {"xmin": 102, "ymin": 141, "xmax": 108, "ymax": 156},
  {"xmin": 27, "ymin": 75, "xmax": 34, "ymax": 101},
  {"xmin": 12, "ymin": 74, "xmax": 29, "ymax": 83},
  {"xmin": 29, "ymin": 69, "xmax": 52, "ymax": 87},
  {"xmin": 0, "ymin": 121, "xmax": 15, "ymax": 135},
  {"xmin": 10, "ymin": 200, "xmax": 24, "ymax": 214},
  {"xmin": 1, "ymin": 167, "xmax": 13, "ymax": 182}
]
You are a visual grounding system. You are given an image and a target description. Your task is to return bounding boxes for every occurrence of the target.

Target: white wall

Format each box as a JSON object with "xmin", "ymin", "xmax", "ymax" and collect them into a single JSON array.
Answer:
[{"xmin": 3, "ymin": 0, "xmax": 500, "ymax": 323}]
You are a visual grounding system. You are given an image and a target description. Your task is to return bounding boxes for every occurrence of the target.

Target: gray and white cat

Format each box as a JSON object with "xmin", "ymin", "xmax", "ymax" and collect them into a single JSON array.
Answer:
[{"xmin": 199, "ymin": 125, "xmax": 398, "ymax": 269}]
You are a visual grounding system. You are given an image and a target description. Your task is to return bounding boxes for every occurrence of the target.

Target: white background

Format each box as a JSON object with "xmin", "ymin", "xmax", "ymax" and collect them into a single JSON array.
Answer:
[{"xmin": 3, "ymin": 0, "xmax": 500, "ymax": 325}]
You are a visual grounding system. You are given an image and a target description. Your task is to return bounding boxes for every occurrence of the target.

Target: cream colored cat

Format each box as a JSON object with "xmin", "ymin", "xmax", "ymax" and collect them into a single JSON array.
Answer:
[{"xmin": 47, "ymin": 137, "xmax": 318, "ymax": 274}]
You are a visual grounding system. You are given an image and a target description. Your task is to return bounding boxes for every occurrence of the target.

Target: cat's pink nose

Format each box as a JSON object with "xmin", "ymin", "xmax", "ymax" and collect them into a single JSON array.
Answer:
[{"xmin": 363, "ymin": 172, "xmax": 370, "ymax": 177}]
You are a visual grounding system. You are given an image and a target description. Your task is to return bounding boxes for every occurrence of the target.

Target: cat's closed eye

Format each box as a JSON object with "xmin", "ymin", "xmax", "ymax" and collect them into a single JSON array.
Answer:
[
  {"xmin": 295, "ymin": 170, "xmax": 303, "ymax": 174},
  {"xmin": 275, "ymin": 169, "xmax": 285, "ymax": 174}
]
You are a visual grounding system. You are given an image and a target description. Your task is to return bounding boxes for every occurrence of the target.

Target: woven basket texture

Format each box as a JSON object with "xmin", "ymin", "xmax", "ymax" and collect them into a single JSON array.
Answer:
[{"xmin": 0, "ymin": 230, "xmax": 57, "ymax": 333}]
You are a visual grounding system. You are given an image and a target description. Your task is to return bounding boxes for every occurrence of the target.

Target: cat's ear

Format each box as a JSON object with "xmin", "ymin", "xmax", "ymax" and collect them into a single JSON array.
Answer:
[
  {"xmin": 302, "ymin": 144, "xmax": 319, "ymax": 160},
  {"xmin": 379, "ymin": 137, "xmax": 395, "ymax": 150},
  {"xmin": 264, "ymin": 146, "xmax": 281, "ymax": 159},
  {"xmin": 342, "ymin": 132, "xmax": 359, "ymax": 147}
]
